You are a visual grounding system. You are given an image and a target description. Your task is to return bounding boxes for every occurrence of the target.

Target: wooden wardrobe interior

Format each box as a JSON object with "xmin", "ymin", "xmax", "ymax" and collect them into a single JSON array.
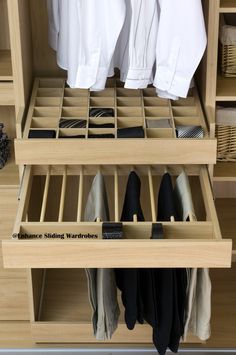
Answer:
[{"xmin": 0, "ymin": 0, "xmax": 235, "ymax": 349}]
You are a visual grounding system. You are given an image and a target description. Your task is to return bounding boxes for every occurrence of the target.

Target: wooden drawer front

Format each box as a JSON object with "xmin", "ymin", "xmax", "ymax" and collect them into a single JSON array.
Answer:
[
  {"xmin": 29, "ymin": 269, "xmax": 202, "ymax": 344},
  {"xmin": 0, "ymin": 278, "xmax": 29, "ymax": 320},
  {"xmin": 0, "ymin": 82, "xmax": 14, "ymax": 106},
  {"xmin": 2, "ymin": 164, "xmax": 232, "ymax": 268},
  {"xmin": 14, "ymin": 77, "xmax": 217, "ymax": 165}
]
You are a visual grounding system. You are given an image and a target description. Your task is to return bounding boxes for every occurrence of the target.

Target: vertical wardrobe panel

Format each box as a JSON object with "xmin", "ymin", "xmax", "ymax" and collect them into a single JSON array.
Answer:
[
  {"xmin": 29, "ymin": 0, "xmax": 64, "ymax": 77},
  {"xmin": 0, "ymin": 0, "xmax": 10, "ymax": 49}
]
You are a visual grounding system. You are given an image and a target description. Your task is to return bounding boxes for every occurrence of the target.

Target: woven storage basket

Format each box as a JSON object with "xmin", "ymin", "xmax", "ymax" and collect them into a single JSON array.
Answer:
[
  {"xmin": 0, "ymin": 123, "xmax": 10, "ymax": 169},
  {"xmin": 216, "ymin": 107, "xmax": 236, "ymax": 161},
  {"xmin": 220, "ymin": 14, "xmax": 236, "ymax": 77}
]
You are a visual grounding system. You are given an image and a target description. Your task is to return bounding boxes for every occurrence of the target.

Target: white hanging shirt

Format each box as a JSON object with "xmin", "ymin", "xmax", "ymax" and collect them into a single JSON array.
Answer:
[
  {"xmin": 154, "ymin": 0, "xmax": 207, "ymax": 98},
  {"xmin": 47, "ymin": 0, "xmax": 60, "ymax": 51},
  {"xmin": 124, "ymin": 0, "xmax": 158, "ymax": 89}
]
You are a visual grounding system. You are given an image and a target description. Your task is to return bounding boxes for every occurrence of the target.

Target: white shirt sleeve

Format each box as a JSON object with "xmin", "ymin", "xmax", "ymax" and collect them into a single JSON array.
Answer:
[
  {"xmin": 124, "ymin": 0, "xmax": 158, "ymax": 89},
  {"xmin": 154, "ymin": 0, "xmax": 207, "ymax": 98},
  {"xmin": 76, "ymin": 0, "xmax": 125, "ymax": 90},
  {"xmin": 47, "ymin": 0, "xmax": 60, "ymax": 51}
]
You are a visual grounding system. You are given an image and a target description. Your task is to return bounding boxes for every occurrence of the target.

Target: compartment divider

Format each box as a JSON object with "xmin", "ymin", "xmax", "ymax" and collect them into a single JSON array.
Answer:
[
  {"xmin": 114, "ymin": 166, "xmax": 119, "ymax": 222},
  {"xmin": 77, "ymin": 166, "xmax": 84, "ymax": 222},
  {"xmin": 169, "ymin": 100, "xmax": 177, "ymax": 138},
  {"xmin": 148, "ymin": 167, "xmax": 156, "ymax": 221},
  {"xmin": 140, "ymin": 88, "xmax": 147, "ymax": 138},
  {"xmin": 40, "ymin": 165, "xmax": 51, "ymax": 222},
  {"xmin": 58, "ymin": 165, "xmax": 67, "ymax": 222},
  {"xmin": 114, "ymin": 80, "xmax": 118, "ymax": 138}
]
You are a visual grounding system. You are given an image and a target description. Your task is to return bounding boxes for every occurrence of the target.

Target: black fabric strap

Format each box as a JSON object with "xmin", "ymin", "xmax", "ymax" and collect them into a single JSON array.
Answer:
[{"xmin": 102, "ymin": 222, "xmax": 123, "ymax": 239}]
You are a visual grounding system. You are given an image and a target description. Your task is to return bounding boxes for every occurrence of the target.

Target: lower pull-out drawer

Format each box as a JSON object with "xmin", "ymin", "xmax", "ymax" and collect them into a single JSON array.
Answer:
[{"xmin": 2, "ymin": 164, "xmax": 232, "ymax": 268}]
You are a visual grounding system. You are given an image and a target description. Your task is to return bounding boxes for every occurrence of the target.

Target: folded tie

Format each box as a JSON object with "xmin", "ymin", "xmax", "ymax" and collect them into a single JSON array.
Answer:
[
  {"xmin": 117, "ymin": 126, "xmax": 145, "ymax": 138},
  {"xmin": 176, "ymin": 125, "xmax": 204, "ymax": 138},
  {"xmin": 59, "ymin": 118, "xmax": 87, "ymax": 128},
  {"xmin": 146, "ymin": 119, "xmax": 172, "ymax": 129},
  {"xmin": 89, "ymin": 108, "xmax": 114, "ymax": 117},
  {"xmin": 59, "ymin": 135, "xmax": 85, "ymax": 139},
  {"xmin": 88, "ymin": 133, "xmax": 115, "ymax": 138},
  {"xmin": 28, "ymin": 130, "xmax": 56, "ymax": 138},
  {"xmin": 0, "ymin": 123, "xmax": 10, "ymax": 169},
  {"xmin": 89, "ymin": 122, "xmax": 115, "ymax": 128}
]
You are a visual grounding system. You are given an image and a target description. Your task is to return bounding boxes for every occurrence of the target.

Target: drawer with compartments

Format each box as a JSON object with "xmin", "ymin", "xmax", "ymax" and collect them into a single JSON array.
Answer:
[{"xmin": 14, "ymin": 78, "xmax": 217, "ymax": 165}]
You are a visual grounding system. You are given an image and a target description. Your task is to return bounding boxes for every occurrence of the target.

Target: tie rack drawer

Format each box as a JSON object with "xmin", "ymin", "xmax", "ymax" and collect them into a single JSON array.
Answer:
[
  {"xmin": 14, "ymin": 77, "xmax": 216, "ymax": 165},
  {"xmin": 2, "ymin": 164, "xmax": 232, "ymax": 268}
]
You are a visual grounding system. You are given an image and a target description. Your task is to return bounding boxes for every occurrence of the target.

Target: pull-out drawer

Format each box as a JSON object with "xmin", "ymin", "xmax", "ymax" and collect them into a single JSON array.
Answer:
[
  {"xmin": 28, "ymin": 268, "xmax": 202, "ymax": 344},
  {"xmin": 2, "ymin": 164, "xmax": 232, "ymax": 268},
  {"xmin": 14, "ymin": 78, "xmax": 216, "ymax": 165}
]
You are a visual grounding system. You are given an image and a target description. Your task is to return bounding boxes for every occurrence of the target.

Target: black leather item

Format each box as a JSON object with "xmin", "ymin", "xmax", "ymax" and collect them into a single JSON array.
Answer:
[
  {"xmin": 89, "ymin": 122, "xmax": 115, "ymax": 128},
  {"xmin": 28, "ymin": 130, "xmax": 56, "ymax": 138},
  {"xmin": 117, "ymin": 126, "xmax": 145, "ymax": 138},
  {"xmin": 89, "ymin": 108, "xmax": 114, "ymax": 117},
  {"xmin": 151, "ymin": 223, "xmax": 164, "ymax": 239},
  {"xmin": 88, "ymin": 133, "xmax": 115, "ymax": 138},
  {"xmin": 59, "ymin": 118, "xmax": 87, "ymax": 128}
]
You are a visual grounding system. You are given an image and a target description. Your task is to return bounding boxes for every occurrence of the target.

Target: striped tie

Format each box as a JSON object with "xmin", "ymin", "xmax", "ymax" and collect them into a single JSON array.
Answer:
[
  {"xmin": 176, "ymin": 125, "xmax": 204, "ymax": 138},
  {"xmin": 89, "ymin": 108, "xmax": 114, "ymax": 117},
  {"xmin": 59, "ymin": 118, "xmax": 87, "ymax": 128}
]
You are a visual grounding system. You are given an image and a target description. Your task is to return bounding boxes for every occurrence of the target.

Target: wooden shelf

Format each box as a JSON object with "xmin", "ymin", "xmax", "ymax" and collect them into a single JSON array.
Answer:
[
  {"xmin": 215, "ymin": 198, "xmax": 236, "ymax": 260},
  {"xmin": 220, "ymin": 0, "xmax": 236, "ymax": 12},
  {"xmin": 214, "ymin": 162, "xmax": 236, "ymax": 181},
  {"xmin": 0, "ymin": 50, "xmax": 13, "ymax": 81},
  {"xmin": 216, "ymin": 75, "xmax": 236, "ymax": 101}
]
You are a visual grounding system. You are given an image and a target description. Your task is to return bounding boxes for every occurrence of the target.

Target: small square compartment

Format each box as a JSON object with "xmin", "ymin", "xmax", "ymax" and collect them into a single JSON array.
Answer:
[
  {"xmin": 59, "ymin": 129, "xmax": 86, "ymax": 139},
  {"xmin": 117, "ymin": 117, "xmax": 144, "ymax": 128},
  {"xmin": 146, "ymin": 118, "xmax": 173, "ymax": 129},
  {"xmin": 38, "ymin": 78, "xmax": 65, "ymax": 88},
  {"xmin": 64, "ymin": 88, "xmax": 89, "ymax": 97},
  {"xmin": 37, "ymin": 88, "xmax": 63, "ymax": 97},
  {"xmin": 35, "ymin": 97, "xmax": 61, "ymax": 107},
  {"xmin": 90, "ymin": 97, "xmax": 115, "ymax": 107},
  {"xmin": 90, "ymin": 88, "xmax": 115, "ymax": 97},
  {"xmin": 171, "ymin": 97, "xmax": 195, "ymax": 106},
  {"xmin": 145, "ymin": 107, "xmax": 171, "ymax": 118},
  {"xmin": 117, "ymin": 97, "xmax": 142, "ymax": 106},
  {"xmin": 116, "ymin": 88, "xmax": 141, "ymax": 97},
  {"xmin": 144, "ymin": 97, "xmax": 169, "ymax": 107},
  {"xmin": 146, "ymin": 128, "xmax": 174, "ymax": 138},
  {"xmin": 31, "ymin": 117, "xmax": 59, "ymax": 129},
  {"xmin": 88, "ymin": 128, "xmax": 115, "ymax": 138},
  {"xmin": 63, "ymin": 97, "xmax": 88, "ymax": 107},
  {"xmin": 61, "ymin": 107, "xmax": 88, "ymax": 118},
  {"xmin": 172, "ymin": 106, "xmax": 198, "ymax": 117},
  {"xmin": 143, "ymin": 88, "xmax": 157, "ymax": 97},
  {"xmin": 89, "ymin": 118, "xmax": 115, "ymax": 129},
  {"xmin": 117, "ymin": 107, "xmax": 143, "ymax": 117},
  {"xmin": 33, "ymin": 107, "xmax": 61, "ymax": 117}
]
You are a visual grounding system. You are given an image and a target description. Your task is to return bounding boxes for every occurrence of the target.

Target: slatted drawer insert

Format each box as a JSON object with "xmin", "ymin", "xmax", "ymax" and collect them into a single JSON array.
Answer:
[{"xmin": 2, "ymin": 164, "xmax": 232, "ymax": 268}]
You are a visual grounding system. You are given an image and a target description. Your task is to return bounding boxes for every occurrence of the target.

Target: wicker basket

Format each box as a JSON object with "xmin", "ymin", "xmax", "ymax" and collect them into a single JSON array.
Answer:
[
  {"xmin": 216, "ymin": 107, "xmax": 236, "ymax": 161},
  {"xmin": 220, "ymin": 14, "xmax": 236, "ymax": 77}
]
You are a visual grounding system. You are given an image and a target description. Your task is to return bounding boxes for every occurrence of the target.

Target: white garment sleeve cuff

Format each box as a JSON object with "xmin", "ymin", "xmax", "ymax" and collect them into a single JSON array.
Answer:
[
  {"xmin": 48, "ymin": 26, "xmax": 58, "ymax": 51},
  {"xmin": 73, "ymin": 65, "xmax": 99, "ymax": 89},
  {"xmin": 154, "ymin": 66, "xmax": 191, "ymax": 98},
  {"xmin": 125, "ymin": 68, "xmax": 153, "ymax": 89},
  {"xmin": 90, "ymin": 67, "xmax": 110, "ymax": 91},
  {"xmin": 156, "ymin": 88, "xmax": 179, "ymax": 101}
]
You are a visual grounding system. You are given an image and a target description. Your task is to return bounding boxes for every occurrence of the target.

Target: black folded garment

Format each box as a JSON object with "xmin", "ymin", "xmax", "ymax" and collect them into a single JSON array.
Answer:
[
  {"xmin": 59, "ymin": 135, "xmax": 85, "ymax": 139},
  {"xmin": 59, "ymin": 118, "xmax": 87, "ymax": 128},
  {"xmin": 28, "ymin": 130, "xmax": 56, "ymax": 138},
  {"xmin": 89, "ymin": 122, "xmax": 115, "ymax": 128},
  {"xmin": 117, "ymin": 126, "xmax": 145, "ymax": 138},
  {"xmin": 88, "ymin": 133, "xmax": 115, "ymax": 138},
  {"xmin": 89, "ymin": 108, "xmax": 114, "ymax": 117}
]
